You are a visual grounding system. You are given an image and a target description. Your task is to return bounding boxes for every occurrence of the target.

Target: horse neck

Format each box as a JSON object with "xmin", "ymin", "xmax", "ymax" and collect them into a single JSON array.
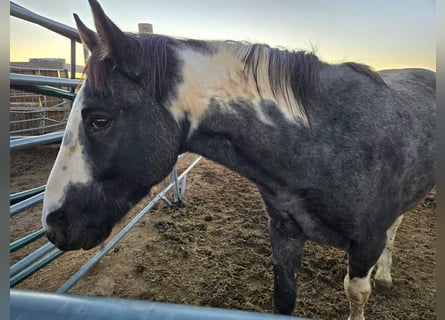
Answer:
[{"xmin": 182, "ymin": 98, "xmax": 309, "ymax": 191}]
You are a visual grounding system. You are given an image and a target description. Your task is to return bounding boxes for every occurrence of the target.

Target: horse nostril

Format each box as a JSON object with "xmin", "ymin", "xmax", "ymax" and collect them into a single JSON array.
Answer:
[
  {"xmin": 45, "ymin": 227, "xmax": 68, "ymax": 250},
  {"xmin": 46, "ymin": 229, "xmax": 57, "ymax": 244}
]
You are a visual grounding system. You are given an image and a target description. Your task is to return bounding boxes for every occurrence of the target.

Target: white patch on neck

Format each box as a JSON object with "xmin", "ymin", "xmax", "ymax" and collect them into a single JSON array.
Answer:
[
  {"xmin": 168, "ymin": 42, "xmax": 308, "ymax": 131},
  {"xmin": 42, "ymin": 84, "xmax": 92, "ymax": 230}
]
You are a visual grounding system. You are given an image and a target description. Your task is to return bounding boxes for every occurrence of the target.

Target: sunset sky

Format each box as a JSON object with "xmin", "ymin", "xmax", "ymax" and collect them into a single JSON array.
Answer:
[{"xmin": 10, "ymin": 0, "xmax": 436, "ymax": 71}]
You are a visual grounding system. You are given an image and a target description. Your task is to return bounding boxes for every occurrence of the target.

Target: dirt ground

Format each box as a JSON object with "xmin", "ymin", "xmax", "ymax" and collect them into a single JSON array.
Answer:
[{"xmin": 10, "ymin": 145, "xmax": 436, "ymax": 319}]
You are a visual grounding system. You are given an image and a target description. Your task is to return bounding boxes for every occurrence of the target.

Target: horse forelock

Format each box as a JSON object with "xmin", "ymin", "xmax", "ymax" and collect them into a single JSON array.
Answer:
[
  {"xmin": 83, "ymin": 46, "xmax": 114, "ymax": 95},
  {"xmin": 84, "ymin": 33, "xmax": 180, "ymax": 103}
]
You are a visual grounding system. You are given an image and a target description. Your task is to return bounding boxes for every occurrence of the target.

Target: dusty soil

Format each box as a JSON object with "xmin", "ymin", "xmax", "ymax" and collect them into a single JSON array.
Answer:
[{"xmin": 10, "ymin": 145, "xmax": 436, "ymax": 319}]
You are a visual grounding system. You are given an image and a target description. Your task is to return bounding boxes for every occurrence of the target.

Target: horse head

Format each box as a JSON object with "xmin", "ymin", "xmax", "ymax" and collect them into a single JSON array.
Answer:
[{"xmin": 42, "ymin": 0, "xmax": 182, "ymax": 250}]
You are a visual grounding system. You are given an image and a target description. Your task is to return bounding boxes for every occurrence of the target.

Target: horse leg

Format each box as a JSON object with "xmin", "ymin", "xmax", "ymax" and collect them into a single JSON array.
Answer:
[
  {"xmin": 344, "ymin": 266, "xmax": 374, "ymax": 320},
  {"xmin": 344, "ymin": 237, "xmax": 385, "ymax": 320},
  {"xmin": 269, "ymin": 220, "xmax": 305, "ymax": 314},
  {"xmin": 374, "ymin": 214, "xmax": 404, "ymax": 290}
]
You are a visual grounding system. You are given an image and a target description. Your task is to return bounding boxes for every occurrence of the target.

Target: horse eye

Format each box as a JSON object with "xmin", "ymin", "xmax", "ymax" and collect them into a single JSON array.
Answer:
[{"xmin": 92, "ymin": 118, "xmax": 109, "ymax": 129}]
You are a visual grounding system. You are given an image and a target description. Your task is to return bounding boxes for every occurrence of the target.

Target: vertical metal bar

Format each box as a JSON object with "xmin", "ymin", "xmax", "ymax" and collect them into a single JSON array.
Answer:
[
  {"xmin": 40, "ymin": 101, "xmax": 46, "ymax": 135},
  {"xmin": 181, "ymin": 174, "xmax": 187, "ymax": 196},
  {"xmin": 70, "ymin": 39, "xmax": 76, "ymax": 111},
  {"xmin": 171, "ymin": 164, "xmax": 180, "ymax": 203},
  {"xmin": 70, "ymin": 39, "xmax": 76, "ymax": 80}
]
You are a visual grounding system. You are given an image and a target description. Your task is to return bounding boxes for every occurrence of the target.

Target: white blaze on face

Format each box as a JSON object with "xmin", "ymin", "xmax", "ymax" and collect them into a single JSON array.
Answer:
[{"xmin": 42, "ymin": 84, "xmax": 93, "ymax": 230}]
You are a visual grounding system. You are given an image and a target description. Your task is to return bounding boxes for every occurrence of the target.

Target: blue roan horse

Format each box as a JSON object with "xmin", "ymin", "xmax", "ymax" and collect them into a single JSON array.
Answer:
[{"xmin": 42, "ymin": 1, "xmax": 436, "ymax": 319}]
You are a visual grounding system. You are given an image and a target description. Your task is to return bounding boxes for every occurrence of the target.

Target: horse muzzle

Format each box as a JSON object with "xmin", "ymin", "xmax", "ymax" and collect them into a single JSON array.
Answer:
[{"xmin": 44, "ymin": 208, "xmax": 110, "ymax": 251}]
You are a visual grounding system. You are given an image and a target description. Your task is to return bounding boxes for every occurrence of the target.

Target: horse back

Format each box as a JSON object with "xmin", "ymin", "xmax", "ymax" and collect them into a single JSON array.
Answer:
[
  {"xmin": 321, "ymin": 66, "xmax": 436, "ymax": 214},
  {"xmin": 378, "ymin": 68, "xmax": 436, "ymax": 211},
  {"xmin": 299, "ymin": 66, "xmax": 436, "ymax": 238}
]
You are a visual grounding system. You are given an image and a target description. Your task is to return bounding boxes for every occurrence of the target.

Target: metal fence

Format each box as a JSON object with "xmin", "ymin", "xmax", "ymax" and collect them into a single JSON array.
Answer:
[
  {"xmin": 10, "ymin": 1, "xmax": 80, "ymax": 138},
  {"xmin": 10, "ymin": 66, "xmax": 71, "ymax": 137}
]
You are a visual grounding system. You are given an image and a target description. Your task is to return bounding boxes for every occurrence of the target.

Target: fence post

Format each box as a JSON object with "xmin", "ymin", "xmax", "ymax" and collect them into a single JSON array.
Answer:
[{"xmin": 138, "ymin": 23, "xmax": 153, "ymax": 34}]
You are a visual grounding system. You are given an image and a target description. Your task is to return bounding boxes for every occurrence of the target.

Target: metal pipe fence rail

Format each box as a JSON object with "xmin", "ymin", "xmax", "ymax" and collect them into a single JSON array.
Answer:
[
  {"xmin": 10, "ymin": 2, "xmax": 80, "ymax": 42},
  {"xmin": 10, "ymin": 121, "xmax": 67, "ymax": 136},
  {"xmin": 10, "ymin": 100, "xmax": 69, "ymax": 113},
  {"xmin": 11, "ymin": 290, "xmax": 309, "ymax": 320},
  {"xmin": 10, "ymin": 130, "xmax": 65, "ymax": 151},
  {"xmin": 10, "ymin": 185, "xmax": 46, "ymax": 205},
  {"xmin": 10, "ymin": 74, "xmax": 80, "ymax": 144},
  {"xmin": 11, "ymin": 0, "xmax": 83, "ymax": 137},
  {"xmin": 10, "ymin": 73, "xmax": 81, "ymax": 88},
  {"xmin": 11, "ymin": 1, "xmax": 82, "ymax": 79}
]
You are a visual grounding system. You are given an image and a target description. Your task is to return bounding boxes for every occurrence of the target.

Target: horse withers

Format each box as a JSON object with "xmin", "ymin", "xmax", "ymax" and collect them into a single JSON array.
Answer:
[{"xmin": 42, "ymin": 1, "xmax": 436, "ymax": 319}]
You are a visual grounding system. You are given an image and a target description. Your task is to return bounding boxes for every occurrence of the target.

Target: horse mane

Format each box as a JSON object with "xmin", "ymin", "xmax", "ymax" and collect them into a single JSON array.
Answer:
[
  {"xmin": 225, "ymin": 41, "xmax": 320, "ymax": 120},
  {"xmin": 85, "ymin": 33, "xmax": 179, "ymax": 104},
  {"xmin": 83, "ymin": 33, "xmax": 387, "ymax": 124},
  {"xmin": 85, "ymin": 33, "xmax": 320, "ymax": 121}
]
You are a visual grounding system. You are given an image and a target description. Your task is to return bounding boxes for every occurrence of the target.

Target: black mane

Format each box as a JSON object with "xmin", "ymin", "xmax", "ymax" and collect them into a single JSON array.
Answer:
[{"xmin": 239, "ymin": 42, "xmax": 320, "ymax": 112}]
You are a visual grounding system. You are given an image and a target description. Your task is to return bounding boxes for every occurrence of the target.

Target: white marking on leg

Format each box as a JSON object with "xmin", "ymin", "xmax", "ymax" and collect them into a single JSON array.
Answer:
[
  {"xmin": 374, "ymin": 214, "xmax": 404, "ymax": 288},
  {"xmin": 344, "ymin": 267, "xmax": 374, "ymax": 320},
  {"xmin": 42, "ymin": 84, "xmax": 92, "ymax": 230}
]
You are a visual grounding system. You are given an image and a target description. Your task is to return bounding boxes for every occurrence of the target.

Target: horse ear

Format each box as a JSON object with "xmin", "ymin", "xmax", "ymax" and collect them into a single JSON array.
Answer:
[
  {"xmin": 73, "ymin": 13, "xmax": 98, "ymax": 52},
  {"xmin": 88, "ymin": 0, "xmax": 144, "ymax": 78}
]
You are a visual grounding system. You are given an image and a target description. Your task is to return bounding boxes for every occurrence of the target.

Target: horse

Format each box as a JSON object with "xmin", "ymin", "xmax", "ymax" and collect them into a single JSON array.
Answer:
[{"xmin": 41, "ymin": 1, "xmax": 436, "ymax": 319}]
